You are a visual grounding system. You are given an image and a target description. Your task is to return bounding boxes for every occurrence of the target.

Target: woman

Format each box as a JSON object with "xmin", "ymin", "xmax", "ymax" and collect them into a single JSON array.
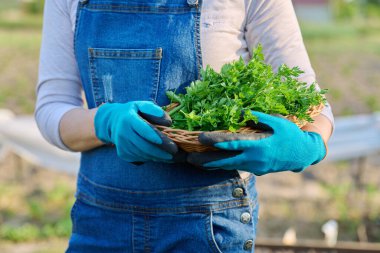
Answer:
[{"xmin": 35, "ymin": 0, "xmax": 334, "ymax": 252}]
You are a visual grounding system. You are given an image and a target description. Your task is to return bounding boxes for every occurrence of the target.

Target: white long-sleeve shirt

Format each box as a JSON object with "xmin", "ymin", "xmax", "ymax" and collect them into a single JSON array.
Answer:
[{"xmin": 35, "ymin": 0, "xmax": 334, "ymax": 151}]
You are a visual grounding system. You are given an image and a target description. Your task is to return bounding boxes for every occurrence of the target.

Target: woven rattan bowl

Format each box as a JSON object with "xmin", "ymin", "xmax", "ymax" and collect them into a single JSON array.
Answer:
[{"xmin": 156, "ymin": 103, "xmax": 324, "ymax": 153}]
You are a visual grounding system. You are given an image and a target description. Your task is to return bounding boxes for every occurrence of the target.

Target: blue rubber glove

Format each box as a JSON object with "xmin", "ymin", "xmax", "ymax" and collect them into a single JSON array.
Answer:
[
  {"xmin": 94, "ymin": 101, "xmax": 180, "ymax": 163},
  {"xmin": 187, "ymin": 111, "xmax": 326, "ymax": 175}
]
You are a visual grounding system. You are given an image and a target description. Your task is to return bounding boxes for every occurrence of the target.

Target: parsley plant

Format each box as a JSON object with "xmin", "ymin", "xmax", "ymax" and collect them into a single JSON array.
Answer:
[{"xmin": 166, "ymin": 45, "xmax": 327, "ymax": 132}]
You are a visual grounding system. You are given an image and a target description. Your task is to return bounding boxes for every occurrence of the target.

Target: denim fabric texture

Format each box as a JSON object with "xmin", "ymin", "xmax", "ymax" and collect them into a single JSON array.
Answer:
[
  {"xmin": 68, "ymin": 0, "xmax": 259, "ymax": 251},
  {"xmin": 68, "ymin": 173, "xmax": 258, "ymax": 252}
]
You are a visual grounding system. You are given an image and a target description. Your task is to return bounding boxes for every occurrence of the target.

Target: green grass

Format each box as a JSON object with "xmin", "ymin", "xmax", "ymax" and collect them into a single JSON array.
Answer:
[
  {"xmin": 0, "ymin": 0, "xmax": 19, "ymax": 10},
  {"xmin": 0, "ymin": 16, "xmax": 42, "ymax": 30},
  {"xmin": 0, "ymin": 29, "xmax": 41, "ymax": 50},
  {"xmin": 299, "ymin": 22, "xmax": 380, "ymax": 115},
  {"xmin": 301, "ymin": 22, "xmax": 380, "ymax": 55},
  {"xmin": 0, "ymin": 180, "xmax": 74, "ymax": 242},
  {"xmin": 0, "ymin": 0, "xmax": 43, "ymax": 30},
  {"xmin": 0, "ymin": 29, "xmax": 41, "ymax": 114}
]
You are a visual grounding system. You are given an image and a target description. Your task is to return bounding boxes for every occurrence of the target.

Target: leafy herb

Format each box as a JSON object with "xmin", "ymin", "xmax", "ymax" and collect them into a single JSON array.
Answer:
[{"xmin": 166, "ymin": 45, "xmax": 327, "ymax": 132}]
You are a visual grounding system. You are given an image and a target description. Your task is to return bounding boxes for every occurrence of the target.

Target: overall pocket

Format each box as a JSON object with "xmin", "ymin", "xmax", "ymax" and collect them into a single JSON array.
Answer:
[
  {"xmin": 205, "ymin": 203, "xmax": 258, "ymax": 253},
  {"xmin": 88, "ymin": 48, "xmax": 162, "ymax": 106}
]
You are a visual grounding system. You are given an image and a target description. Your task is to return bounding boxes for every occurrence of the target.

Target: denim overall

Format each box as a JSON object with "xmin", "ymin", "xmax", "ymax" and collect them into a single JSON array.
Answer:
[{"xmin": 68, "ymin": 0, "xmax": 259, "ymax": 252}]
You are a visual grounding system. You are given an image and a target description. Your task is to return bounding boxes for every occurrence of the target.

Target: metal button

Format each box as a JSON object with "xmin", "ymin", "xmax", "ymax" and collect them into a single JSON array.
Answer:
[
  {"xmin": 240, "ymin": 212, "xmax": 251, "ymax": 224},
  {"xmin": 232, "ymin": 187, "xmax": 244, "ymax": 198},
  {"xmin": 187, "ymin": 0, "xmax": 198, "ymax": 6},
  {"xmin": 243, "ymin": 240, "xmax": 253, "ymax": 251}
]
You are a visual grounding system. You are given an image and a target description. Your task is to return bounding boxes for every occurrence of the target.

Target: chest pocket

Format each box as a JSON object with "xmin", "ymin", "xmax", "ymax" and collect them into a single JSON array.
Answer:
[{"xmin": 88, "ymin": 47, "xmax": 162, "ymax": 106}]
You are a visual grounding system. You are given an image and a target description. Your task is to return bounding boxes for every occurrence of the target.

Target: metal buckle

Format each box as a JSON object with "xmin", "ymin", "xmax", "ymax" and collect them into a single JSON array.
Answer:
[{"xmin": 187, "ymin": 0, "xmax": 198, "ymax": 6}]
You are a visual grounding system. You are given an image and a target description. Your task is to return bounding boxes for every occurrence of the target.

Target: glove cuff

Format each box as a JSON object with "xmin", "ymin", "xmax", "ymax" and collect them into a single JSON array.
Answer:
[
  {"xmin": 291, "ymin": 132, "xmax": 326, "ymax": 173},
  {"xmin": 94, "ymin": 103, "xmax": 115, "ymax": 144},
  {"xmin": 309, "ymin": 131, "xmax": 327, "ymax": 165}
]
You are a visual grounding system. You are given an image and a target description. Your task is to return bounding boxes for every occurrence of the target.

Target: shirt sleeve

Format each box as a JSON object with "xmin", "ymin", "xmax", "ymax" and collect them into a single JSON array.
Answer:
[
  {"xmin": 244, "ymin": 0, "xmax": 334, "ymax": 130},
  {"xmin": 35, "ymin": 0, "xmax": 83, "ymax": 151}
]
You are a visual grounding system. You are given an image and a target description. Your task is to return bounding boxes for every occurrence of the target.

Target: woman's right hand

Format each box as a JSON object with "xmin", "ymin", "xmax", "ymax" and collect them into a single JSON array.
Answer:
[{"xmin": 94, "ymin": 101, "xmax": 179, "ymax": 163}]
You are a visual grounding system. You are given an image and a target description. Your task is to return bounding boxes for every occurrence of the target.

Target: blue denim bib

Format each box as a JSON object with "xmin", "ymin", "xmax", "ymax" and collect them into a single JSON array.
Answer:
[
  {"xmin": 69, "ymin": 0, "xmax": 258, "ymax": 252},
  {"xmin": 74, "ymin": 0, "xmax": 242, "ymax": 190}
]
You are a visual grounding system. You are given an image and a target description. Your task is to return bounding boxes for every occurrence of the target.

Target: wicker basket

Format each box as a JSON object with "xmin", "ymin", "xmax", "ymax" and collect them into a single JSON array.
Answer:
[{"xmin": 156, "ymin": 103, "xmax": 324, "ymax": 153}]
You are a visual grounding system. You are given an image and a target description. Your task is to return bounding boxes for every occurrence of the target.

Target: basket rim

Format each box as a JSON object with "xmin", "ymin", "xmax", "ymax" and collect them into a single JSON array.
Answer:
[
  {"xmin": 155, "ymin": 102, "xmax": 324, "ymax": 152},
  {"xmin": 158, "ymin": 102, "xmax": 324, "ymax": 133}
]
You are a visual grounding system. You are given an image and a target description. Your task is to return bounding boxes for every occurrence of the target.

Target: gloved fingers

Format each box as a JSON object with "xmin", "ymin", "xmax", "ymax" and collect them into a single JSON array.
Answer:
[
  {"xmin": 252, "ymin": 171, "xmax": 266, "ymax": 176},
  {"xmin": 200, "ymin": 166, "xmax": 236, "ymax": 171},
  {"xmin": 131, "ymin": 162, "xmax": 145, "ymax": 166},
  {"xmin": 240, "ymin": 110, "xmax": 273, "ymax": 132},
  {"xmin": 198, "ymin": 131, "xmax": 270, "ymax": 151},
  {"xmin": 201, "ymin": 162, "xmax": 268, "ymax": 175},
  {"xmin": 130, "ymin": 115, "xmax": 165, "ymax": 145},
  {"xmin": 249, "ymin": 164, "xmax": 293, "ymax": 176},
  {"xmin": 213, "ymin": 139, "xmax": 267, "ymax": 151},
  {"xmin": 125, "ymin": 145, "xmax": 152, "ymax": 162},
  {"xmin": 291, "ymin": 167, "xmax": 305, "ymax": 173},
  {"xmin": 132, "ymin": 123, "xmax": 178, "ymax": 155},
  {"xmin": 199, "ymin": 131, "xmax": 271, "ymax": 148},
  {"xmin": 212, "ymin": 164, "xmax": 251, "ymax": 171},
  {"xmin": 250, "ymin": 111, "xmax": 280, "ymax": 126},
  {"xmin": 249, "ymin": 111, "xmax": 297, "ymax": 132},
  {"xmin": 249, "ymin": 111, "xmax": 290, "ymax": 132},
  {"xmin": 187, "ymin": 150, "xmax": 242, "ymax": 167},
  {"xmin": 121, "ymin": 139, "xmax": 171, "ymax": 163},
  {"xmin": 200, "ymin": 153, "xmax": 248, "ymax": 168},
  {"xmin": 245, "ymin": 120, "xmax": 273, "ymax": 132},
  {"xmin": 172, "ymin": 149, "xmax": 188, "ymax": 163},
  {"xmin": 131, "ymin": 144, "xmax": 172, "ymax": 163},
  {"xmin": 140, "ymin": 110, "xmax": 172, "ymax": 127},
  {"xmin": 129, "ymin": 133, "xmax": 173, "ymax": 161},
  {"xmin": 116, "ymin": 143, "xmax": 147, "ymax": 163},
  {"xmin": 206, "ymin": 163, "xmax": 268, "ymax": 176},
  {"xmin": 136, "ymin": 101, "xmax": 165, "ymax": 118}
]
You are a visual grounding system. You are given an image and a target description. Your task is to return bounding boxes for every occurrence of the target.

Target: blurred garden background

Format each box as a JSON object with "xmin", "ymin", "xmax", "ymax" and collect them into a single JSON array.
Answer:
[{"xmin": 0, "ymin": 0, "xmax": 379, "ymax": 252}]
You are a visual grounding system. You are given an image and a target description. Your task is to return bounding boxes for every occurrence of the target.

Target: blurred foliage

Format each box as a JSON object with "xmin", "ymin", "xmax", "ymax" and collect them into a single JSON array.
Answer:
[
  {"xmin": 0, "ymin": 183, "xmax": 74, "ymax": 242},
  {"xmin": 332, "ymin": 0, "xmax": 358, "ymax": 20},
  {"xmin": 332, "ymin": 0, "xmax": 380, "ymax": 20},
  {"xmin": 0, "ymin": 0, "xmax": 44, "ymax": 15},
  {"xmin": 299, "ymin": 21, "xmax": 380, "ymax": 115},
  {"xmin": 1, "ymin": 224, "xmax": 40, "ymax": 242},
  {"xmin": 21, "ymin": 0, "xmax": 45, "ymax": 15},
  {"xmin": 317, "ymin": 180, "xmax": 376, "ymax": 241},
  {"xmin": 0, "ymin": 15, "xmax": 42, "ymax": 30},
  {"xmin": 0, "ymin": 158, "xmax": 75, "ymax": 242},
  {"xmin": 301, "ymin": 21, "xmax": 380, "ymax": 41},
  {"xmin": 331, "ymin": 0, "xmax": 361, "ymax": 20},
  {"xmin": 0, "ymin": 30, "xmax": 40, "ymax": 114},
  {"xmin": 362, "ymin": 0, "xmax": 380, "ymax": 18}
]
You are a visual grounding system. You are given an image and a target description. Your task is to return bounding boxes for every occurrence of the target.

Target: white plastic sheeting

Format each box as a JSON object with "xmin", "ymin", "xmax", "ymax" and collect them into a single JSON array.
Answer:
[
  {"xmin": 326, "ymin": 112, "xmax": 380, "ymax": 162},
  {"xmin": 0, "ymin": 109, "xmax": 80, "ymax": 174}
]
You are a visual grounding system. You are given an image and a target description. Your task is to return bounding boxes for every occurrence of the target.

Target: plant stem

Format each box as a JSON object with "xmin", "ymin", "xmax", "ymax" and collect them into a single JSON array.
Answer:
[
  {"xmin": 166, "ymin": 91, "xmax": 186, "ymax": 116},
  {"xmin": 168, "ymin": 104, "xmax": 185, "ymax": 116}
]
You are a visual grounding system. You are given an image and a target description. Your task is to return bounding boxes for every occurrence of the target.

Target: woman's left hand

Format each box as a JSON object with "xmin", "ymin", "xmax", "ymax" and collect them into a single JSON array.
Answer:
[{"xmin": 187, "ymin": 111, "xmax": 327, "ymax": 175}]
